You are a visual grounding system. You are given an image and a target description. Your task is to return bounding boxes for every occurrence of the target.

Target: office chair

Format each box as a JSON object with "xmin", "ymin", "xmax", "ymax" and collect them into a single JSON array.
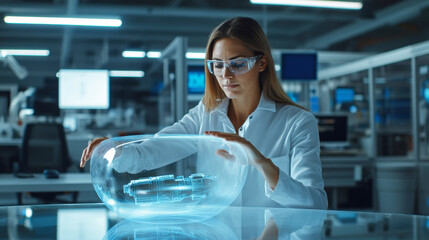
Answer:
[{"xmin": 17, "ymin": 122, "xmax": 79, "ymax": 204}]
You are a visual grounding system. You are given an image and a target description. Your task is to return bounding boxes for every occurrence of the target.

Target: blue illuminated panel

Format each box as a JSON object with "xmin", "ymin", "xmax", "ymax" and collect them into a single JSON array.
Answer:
[
  {"xmin": 335, "ymin": 87, "xmax": 355, "ymax": 104},
  {"xmin": 188, "ymin": 66, "xmax": 205, "ymax": 94}
]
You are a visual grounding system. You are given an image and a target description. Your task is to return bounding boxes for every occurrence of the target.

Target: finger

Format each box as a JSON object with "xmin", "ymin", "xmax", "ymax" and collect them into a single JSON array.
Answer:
[
  {"xmin": 224, "ymin": 136, "xmax": 246, "ymax": 143},
  {"xmin": 80, "ymin": 147, "xmax": 88, "ymax": 167},
  {"xmin": 86, "ymin": 137, "xmax": 107, "ymax": 158},
  {"xmin": 216, "ymin": 149, "xmax": 236, "ymax": 161},
  {"xmin": 206, "ymin": 131, "xmax": 238, "ymax": 139}
]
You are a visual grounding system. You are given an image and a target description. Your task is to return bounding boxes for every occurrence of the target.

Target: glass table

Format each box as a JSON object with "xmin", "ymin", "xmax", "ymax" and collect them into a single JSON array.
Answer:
[{"xmin": 0, "ymin": 203, "xmax": 428, "ymax": 239}]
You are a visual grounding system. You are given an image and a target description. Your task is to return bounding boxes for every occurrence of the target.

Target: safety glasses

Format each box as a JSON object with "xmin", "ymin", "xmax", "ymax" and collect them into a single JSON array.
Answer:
[{"xmin": 206, "ymin": 55, "xmax": 262, "ymax": 76}]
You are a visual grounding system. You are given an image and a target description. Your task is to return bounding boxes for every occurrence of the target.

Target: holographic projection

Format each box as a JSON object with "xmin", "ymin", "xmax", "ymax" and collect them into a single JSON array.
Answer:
[
  {"xmin": 123, "ymin": 173, "xmax": 217, "ymax": 205},
  {"xmin": 90, "ymin": 135, "xmax": 248, "ymax": 222}
]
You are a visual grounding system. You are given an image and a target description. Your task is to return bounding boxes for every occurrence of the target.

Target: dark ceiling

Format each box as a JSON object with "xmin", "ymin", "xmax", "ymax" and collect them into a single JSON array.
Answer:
[{"xmin": 0, "ymin": 0, "xmax": 428, "ymax": 91}]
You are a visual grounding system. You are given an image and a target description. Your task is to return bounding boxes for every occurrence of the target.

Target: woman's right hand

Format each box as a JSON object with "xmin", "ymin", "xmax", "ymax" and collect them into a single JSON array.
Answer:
[{"xmin": 80, "ymin": 137, "xmax": 109, "ymax": 167}]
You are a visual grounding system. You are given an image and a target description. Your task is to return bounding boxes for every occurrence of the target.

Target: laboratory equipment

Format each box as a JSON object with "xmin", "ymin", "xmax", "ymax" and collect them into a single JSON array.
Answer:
[{"xmin": 90, "ymin": 134, "xmax": 248, "ymax": 222}]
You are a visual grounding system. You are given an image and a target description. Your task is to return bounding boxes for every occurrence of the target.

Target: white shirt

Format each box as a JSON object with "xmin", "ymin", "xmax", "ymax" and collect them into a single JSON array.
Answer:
[{"xmin": 157, "ymin": 93, "xmax": 328, "ymax": 210}]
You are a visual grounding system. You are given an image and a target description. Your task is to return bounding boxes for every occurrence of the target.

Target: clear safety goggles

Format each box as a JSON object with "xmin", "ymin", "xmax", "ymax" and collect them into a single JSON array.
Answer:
[{"xmin": 206, "ymin": 55, "xmax": 262, "ymax": 76}]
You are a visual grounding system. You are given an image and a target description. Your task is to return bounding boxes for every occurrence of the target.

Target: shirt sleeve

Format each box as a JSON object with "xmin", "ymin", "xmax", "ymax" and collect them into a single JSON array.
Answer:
[
  {"xmin": 265, "ymin": 111, "xmax": 328, "ymax": 210},
  {"xmin": 156, "ymin": 100, "xmax": 204, "ymax": 135},
  {"xmin": 111, "ymin": 101, "xmax": 204, "ymax": 174}
]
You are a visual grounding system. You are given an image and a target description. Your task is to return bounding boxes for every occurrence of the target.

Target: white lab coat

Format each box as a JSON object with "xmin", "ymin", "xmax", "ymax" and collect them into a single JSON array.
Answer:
[{"xmin": 157, "ymin": 93, "xmax": 328, "ymax": 210}]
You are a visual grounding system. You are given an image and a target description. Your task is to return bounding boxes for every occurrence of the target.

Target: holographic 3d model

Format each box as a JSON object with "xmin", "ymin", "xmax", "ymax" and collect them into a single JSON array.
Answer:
[{"xmin": 123, "ymin": 173, "xmax": 217, "ymax": 204}]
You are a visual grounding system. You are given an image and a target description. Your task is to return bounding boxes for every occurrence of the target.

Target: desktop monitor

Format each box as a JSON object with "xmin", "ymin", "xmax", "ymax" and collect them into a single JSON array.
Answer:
[
  {"xmin": 58, "ymin": 69, "xmax": 110, "ymax": 109},
  {"xmin": 188, "ymin": 65, "xmax": 205, "ymax": 94},
  {"xmin": 335, "ymin": 87, "xmax": 355, "ymax": 104},
  {"xmin": 315, "ymin": 114, "xmax": 348, "ymax": 148},
  {"xmin": 281, "ymin": 52, "xmax": 318, "ymax": 81}
]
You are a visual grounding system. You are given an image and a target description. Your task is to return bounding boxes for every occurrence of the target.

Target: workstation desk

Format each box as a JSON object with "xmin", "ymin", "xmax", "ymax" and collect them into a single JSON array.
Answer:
[
  {"xmin": 0, "ymin": 173, "xmax": 93, "ymax": 193},
  {"xmin": 1, "ymin": 203, "xmax": 428, "ymax": 239}
]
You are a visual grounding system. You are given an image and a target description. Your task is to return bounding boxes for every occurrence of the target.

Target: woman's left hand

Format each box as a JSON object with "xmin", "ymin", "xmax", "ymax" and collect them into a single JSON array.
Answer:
[
  {"xmin": 205, "ymin": 131, "xmax": 279, "ymax": 190},
  {"xmin": 205, "ymin": 131, "xmax": 268, "ymax": 167}
]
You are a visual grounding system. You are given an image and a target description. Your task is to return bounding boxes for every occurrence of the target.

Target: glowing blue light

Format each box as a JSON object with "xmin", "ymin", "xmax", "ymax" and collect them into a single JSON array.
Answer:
[
  {"xmin": 350, "ymin": 105, "xmax": 358, "ymax": 113},
  {"xmin": 124, "ymin": 173, "xmax": 217, "ymax": 204}
]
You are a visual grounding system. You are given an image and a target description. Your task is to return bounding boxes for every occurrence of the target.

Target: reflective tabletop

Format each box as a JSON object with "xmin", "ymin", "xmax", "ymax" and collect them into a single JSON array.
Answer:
[{"xmin": 0, "ymin": 203, "xmax": 428, "ymax": 239}]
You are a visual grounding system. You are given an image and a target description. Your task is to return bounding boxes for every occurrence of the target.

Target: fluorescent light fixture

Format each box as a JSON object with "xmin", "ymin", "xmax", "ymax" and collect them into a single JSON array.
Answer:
[
  {"xmin": 109, "ymin": 70, "xmax": 145, "ymax": 78},
  {"xmin": 122, "ymin": 51, "xmax": 145, "ymax": 58},
  {"xmin": 122, "ymin": 50, "xmax": 206, "ymax": 59},
  {"xmin": 147, "ymin": 51, "xmax": 161, "ymax": 58},
  {"xmin": 4, "ymin": 16, "xmax": 122, "ymax": 27},
  {"xmin": 186, "ymin": 52, "xmax": 206, "ymax": 59},
  {"xmin": 250, "ymin": 0, "xmax": 362, "ymax": 10},
  {"xmin": 0, "ymin": 49, "xmax": 50, "ymax": 56}
]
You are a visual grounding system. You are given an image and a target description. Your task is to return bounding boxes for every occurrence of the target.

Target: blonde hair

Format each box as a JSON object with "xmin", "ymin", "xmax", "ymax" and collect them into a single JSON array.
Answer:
[{"xmin": 202, "ymin": 17, "xmax": 304, "ymax": 111}]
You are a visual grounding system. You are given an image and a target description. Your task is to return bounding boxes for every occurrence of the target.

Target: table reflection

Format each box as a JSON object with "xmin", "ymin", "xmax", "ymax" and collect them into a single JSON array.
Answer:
[
  {"xmin": 1, "ymin": 204, "xmax": 429, "ymax": 240},
  {"xmin": 256, "ymin": 208, "xmax": 326, "ymax": 240},
  {"xmin": 102, "ymin": 207, "xmax": 327, "ymax": 240},
  {"xmin": 103, "ymin": 217, "xmax": 236, "ymax": 240}
]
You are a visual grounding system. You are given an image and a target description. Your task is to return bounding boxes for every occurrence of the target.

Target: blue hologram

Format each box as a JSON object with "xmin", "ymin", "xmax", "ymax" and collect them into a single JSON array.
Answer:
[
  {"xmin": 123, "ymin": 173, "xmax": 217, "ymax": 204},
  {"xmin": 91, "ymin": 134, "xmax": 248, "ymax": 221}
]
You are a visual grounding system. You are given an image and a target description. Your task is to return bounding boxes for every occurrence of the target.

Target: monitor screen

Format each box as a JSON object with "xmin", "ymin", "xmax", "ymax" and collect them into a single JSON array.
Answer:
[
  {"xmin": 335, "ymin": 87, "xmax": 355, "ymax": 104},
  {"xmin": 315, "ymin": 115, "xmax": 348, "ymax": 147},
  {"xmin": 281, "ymin": 52, "xmax": 317, "ymax": 81},
  {"xmin": 188, "ymin": 65, "xmax": 205, "ymax": 94},
  {"xmin": 58, "ymin": 69, "xmax": 110, "ymax": 109}
]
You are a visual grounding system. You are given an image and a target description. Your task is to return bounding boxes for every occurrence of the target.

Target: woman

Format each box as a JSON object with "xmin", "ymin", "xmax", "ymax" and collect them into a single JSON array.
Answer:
[{"xmin": 81, "ymin": 17, "xmax": 327, "ymax": 209}]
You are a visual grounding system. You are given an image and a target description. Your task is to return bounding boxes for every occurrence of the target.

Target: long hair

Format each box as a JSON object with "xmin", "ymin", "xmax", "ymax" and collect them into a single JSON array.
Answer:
[{"xmin": 202, "ymin": 17, "xmax": 304, "ymax": 111}]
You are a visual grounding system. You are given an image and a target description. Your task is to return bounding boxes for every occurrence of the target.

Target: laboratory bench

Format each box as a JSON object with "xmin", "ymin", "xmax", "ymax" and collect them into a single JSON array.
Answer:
[
  {"xmin": 0, "ymin": 203, "xmax": 428, "ymax": 239},
  {"xmin": 0, "ymin": 173, "xmax": 92, "ymax": 193}
]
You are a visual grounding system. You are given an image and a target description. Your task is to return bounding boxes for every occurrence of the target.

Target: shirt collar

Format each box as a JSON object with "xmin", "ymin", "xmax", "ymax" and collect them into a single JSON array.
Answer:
[
  {"xmin": 257, "ymin": 92, "xmax": 276, "ymax": 112},
  {"xmin": 213, "ymin": 92, "xmax": 276, "ymax": 114}
]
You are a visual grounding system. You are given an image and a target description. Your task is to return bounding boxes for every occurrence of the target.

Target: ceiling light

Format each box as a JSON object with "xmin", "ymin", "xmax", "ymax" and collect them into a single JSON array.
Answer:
[
  {"xmin": 122, "ymin": 51, "xmax": 146, "ymax": 58},
  {"xmin": 250, "ymin": 0, "xmax": 362, "ymax": 10},
  {"xmin": 122, "ymin": 50, "xmax": 206, "ymax": 59},
  {"xmin": 0, "ymin": 49, "xmax": 50, "ymax": 56},
  {"xmin": 4, "ymin": 16, "xmax": 122, "ymax": 27},
  {"xmin": 147, "ymin": 51, "xmax": 162, "ymax": 58},
  {"xmin": 186, "ymin": 52, "xmax": 206, "ymax": 59},
  {"xmin": 109, "ymin": 70, "xmax": 145, "ymax": 78}
]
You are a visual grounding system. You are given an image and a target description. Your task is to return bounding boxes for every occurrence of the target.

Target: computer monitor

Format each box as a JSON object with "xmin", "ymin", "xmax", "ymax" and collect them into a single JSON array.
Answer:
[
  {"xmin": 315, "ymin": 114, "xmax": 348, "ymax": 148},
  {"xmin": 188, "ymin": 65, "xmax": 205, "ymax": 94},
  {"xmin": 58, "ymin": 69, "xmax": 110, "ymax": 109},
  {"xmin": 335, "ymin": 87, "xmax": 355, "ymax": 104},
  {"xmin": 281, "ymin": 52, "xmax": 317, "ymax": 81}
]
